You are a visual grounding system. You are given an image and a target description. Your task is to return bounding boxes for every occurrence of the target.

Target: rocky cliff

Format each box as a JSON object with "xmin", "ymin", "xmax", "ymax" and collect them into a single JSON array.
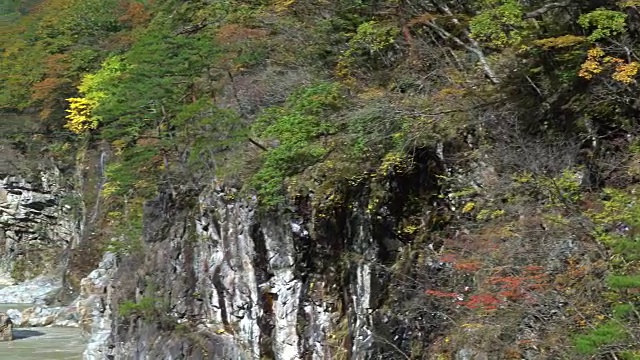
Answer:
[
  {"xmin": 5, "ymin": 0, "xmax": 639, "ymax": 358},
  {"xmin": 76, "ymin": 137, "xmax": 610, "ymax": 360},
  {"xmin": 80, "ymin": 150, "xmax": 446, "ymax": 360},
  {"xmin": 0, "ymin": 167, "xmax": 80, "ymax": 284}
]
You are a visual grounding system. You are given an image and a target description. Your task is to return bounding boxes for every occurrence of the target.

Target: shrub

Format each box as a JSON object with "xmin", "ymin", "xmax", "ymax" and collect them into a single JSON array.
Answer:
[
  {"xmin": 250, "ymin": 82, "xmax": 345, "ymax": 206},
  {"xmin": 118, "ymin": 296, "xmax": 166, "ymax": 319},
  {"xmin": 574, "ymin": 320, "xmax": 628, "ymax": 355},
  {"xmin": 607, "ymin": 275, "xmax": 640, "ymax": 289}
]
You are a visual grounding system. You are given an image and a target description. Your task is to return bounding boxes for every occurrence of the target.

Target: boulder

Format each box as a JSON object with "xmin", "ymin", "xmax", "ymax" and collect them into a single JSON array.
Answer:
[
  {"xmin": 0, "ymin": 275, "xmax": 61, "ymax": 304},
  {"xmin": 0, "ymin": 313, "xmax": 13, "ymax": 341}
]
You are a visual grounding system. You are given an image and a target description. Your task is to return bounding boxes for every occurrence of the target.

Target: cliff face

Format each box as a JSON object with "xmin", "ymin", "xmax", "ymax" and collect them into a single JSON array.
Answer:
[
  {"xmin": 0, "ymin": 168, "xmax": 80, "ymax": 283},
  {"xmin": 105, "ymin": 189, "xmax": 381, "ymax": 359},
  {"xmin": 83, "ymin": 151, "xmax": 444, "ymax": 360}
]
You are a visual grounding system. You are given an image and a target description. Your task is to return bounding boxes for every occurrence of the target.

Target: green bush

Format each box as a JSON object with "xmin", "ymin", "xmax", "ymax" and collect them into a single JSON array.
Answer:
[
  {"xmin": 574, "ymin": 320, "xmax": 628, "ymax": 355},
  {"xmin": 607, "ymin": 275, "xmax": 640, "ymax": 289},
  {"xmin": 613, "ymin": 303, "xmax": 635, "ymax": 319},
  {"xmin": 118, "ymin": 296, "xmax": 166, "ymax": 319},
  {"xmin": 250, "ymin": 82, "xmax": 345, "ymax": 207}
]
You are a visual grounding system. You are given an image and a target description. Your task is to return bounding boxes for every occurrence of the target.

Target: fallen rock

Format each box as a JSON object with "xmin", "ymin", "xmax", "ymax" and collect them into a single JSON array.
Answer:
[
  {"xmin": 6, "ymin": 305, "xmax": 79, "ymax": 328},
  {"xmin": 0, "ymin": 313, "xmax": 12, "ymax": 341},
  {"xmin": 5, "ymin": 308, "xmax": 21, "ymax": 326},
  {"xmin": 0, "ymin": 276, "xmax": 61, "ymax": 304}
]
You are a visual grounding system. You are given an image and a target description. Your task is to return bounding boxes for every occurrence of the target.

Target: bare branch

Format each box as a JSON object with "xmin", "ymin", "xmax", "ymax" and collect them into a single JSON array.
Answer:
[
  {"xmin": 248, "ymin": 137, "xmax": 268, "ymax": 151},
  {"xmin": 425, "ymin": 21, "xmax": 501, "ymax": 84},
  {"xmin": 427, "ymin": 3, "xmax": 501, "ymax": 84},
  {"xmin": 523, "ymin": 1, "xmax": 570, "ymax": 19}
]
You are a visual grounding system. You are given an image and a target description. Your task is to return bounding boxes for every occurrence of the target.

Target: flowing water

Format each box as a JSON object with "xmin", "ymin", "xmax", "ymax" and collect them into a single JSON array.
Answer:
[{"xmin": 0, "ymin": 304, "xmax": 85, "ymax": 360}]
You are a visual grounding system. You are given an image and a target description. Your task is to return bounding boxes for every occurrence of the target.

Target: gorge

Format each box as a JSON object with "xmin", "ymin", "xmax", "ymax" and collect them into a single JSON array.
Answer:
[{"xmin": 3, "ymin": 0, "xmax": 640, "ymax": 359}]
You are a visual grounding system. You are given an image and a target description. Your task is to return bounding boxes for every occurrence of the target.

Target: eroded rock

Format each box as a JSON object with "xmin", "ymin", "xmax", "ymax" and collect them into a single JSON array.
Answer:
[
  {"xmin": 0, "ymin": 313, "xmax": 13, "ymax": 341},
  {"xmin": 0, "ymin": 276, "xmax": 61, "ymax": 304},
  {"xmin": 0, "ymin": 170, "xmax": 80, "ymax": 282}
]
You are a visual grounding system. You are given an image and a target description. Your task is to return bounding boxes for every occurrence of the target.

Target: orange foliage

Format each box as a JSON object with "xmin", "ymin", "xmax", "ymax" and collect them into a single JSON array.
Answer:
[
  {"xmin": 31, "ymin": 77, "xmax": 69, "ymax": 101},
  {"xmin": 118, "ymin": 0, "xmax": 151, "ymax": 27},
  {"xmin": 402, "ymin": 13, "xmax": 437, "ymax": 62},
  {"xmin": 28, "ymin": 0, "xmax": 73, "ymax": 15},
  {"xmin": 453, "ymin": 261, "xmax": 482, "ymax": 272},
  {"xmin": 439, "ymin": 253, "xmax": 482, "ymax": 272},
  {"xmin": 104, "ymin": 32, "xmax": 135, "ymax": 50},
  {"xmin": 44, "ymin": 54, "xmax": 70, "ymax": 76},
  {"xmin": 216, "ymin": 24, "xmax": 268, "ymax": 45},
  {"xmin": 438, "ymin": 253, "xmax": 458, "ymax": 263},
  {"xmin": 136, "ymin": 137, "xmax": 160, "ymax": 147}
]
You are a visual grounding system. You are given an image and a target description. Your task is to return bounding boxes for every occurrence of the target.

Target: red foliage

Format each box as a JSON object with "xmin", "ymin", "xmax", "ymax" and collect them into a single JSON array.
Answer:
[
  {"xmin": 438, "ymin": 253, "xmax": 458, "ymax": 263},
  {"xmin": 458, "ymin": 293, "xmax": 502, "ymax": 310},
  {"xmin": 523, "ymin": 265, "xmax": 544, "ymax": 273},
  {"xmin": 488, "ymin": 273, "xmax": 548, "ymax": 302},
  {"xmin": 424, "ymin": 263, "xmax": 549, "ymax": 312}
]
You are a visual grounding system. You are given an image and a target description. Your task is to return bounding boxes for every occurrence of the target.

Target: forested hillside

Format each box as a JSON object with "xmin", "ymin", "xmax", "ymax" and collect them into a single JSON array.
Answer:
[{"xmin": 4, "ymin": 0, "xmax": 640, "ymax": 358}]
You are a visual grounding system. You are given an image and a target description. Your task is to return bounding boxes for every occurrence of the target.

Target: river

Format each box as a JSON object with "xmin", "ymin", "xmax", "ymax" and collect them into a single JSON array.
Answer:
[{"xmin": 0, "ymin": 304, "xmax": 85, "ymax": 359}]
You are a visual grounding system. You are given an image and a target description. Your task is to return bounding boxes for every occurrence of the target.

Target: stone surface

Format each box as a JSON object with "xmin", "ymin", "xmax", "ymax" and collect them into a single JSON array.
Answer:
[
  {"xmin": 76, "ymin": 185, "xmax": 392, "ymax": 360},
  {"xmin": 8, "ymin": 305, "xmax": 79, "ymax": 328},
  {"xmin": 79, "ymin": 252, "xmax": 117, "ymax": 360},
  {"xmin": 0, "ymin": 169, "xmax": 80, "ymax": 282},
  {"xmin": 0, "ymin": 276, "xmax": 61, "ymax": 304},
  {"xmin": 0, "ymin": 313, "xmax": 12, "ymax": 341}
]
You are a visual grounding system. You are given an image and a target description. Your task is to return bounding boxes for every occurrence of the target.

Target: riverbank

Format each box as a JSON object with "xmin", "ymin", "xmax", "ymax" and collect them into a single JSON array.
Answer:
[
  {"xmin": 0, "ymin": 277, "xmax": 80, "ymax": 328},
  {"xmin": 0, "ymin": 281, "xmax": 85, "ymax": 359}
]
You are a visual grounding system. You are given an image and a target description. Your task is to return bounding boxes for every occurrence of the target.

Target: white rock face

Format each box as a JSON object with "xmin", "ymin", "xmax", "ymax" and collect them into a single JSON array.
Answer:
[
  {"xmin": 78, "ymin": 252, "xmax": 117, "ymax": 360},
  {"xmin": 263, "ymin": 223, "xmax": 302, "ymax": 360},
  {"xmin": 189, "ymin": 192, "xmax": 312, "ymax": 360},
  {"xmin": 194, "ymin": 197, "xmax": 263, "ymax": 359},
  {"xmin": 350, "ymin": 213, "xmax": 376, "ymax": 360},
  {"xmin": 0, "ymin": 170, "xmax": 79, "ymax": 281},
  {"xmin": 0, "ymin": 276, "xmax": 61, "ymax": 304},
  {"xmin": 6, "ymin": 305, "xmax": 79, "ymax": 328},
  {"xmin": 81, "ymin": 187, "xmax": 381, "ymax": 359}
]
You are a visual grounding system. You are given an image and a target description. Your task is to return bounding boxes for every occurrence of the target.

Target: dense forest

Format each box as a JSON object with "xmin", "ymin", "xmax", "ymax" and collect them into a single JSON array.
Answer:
[{"xmin": 4, "ymin": 0, "xmax": 640, "ymax": 358}]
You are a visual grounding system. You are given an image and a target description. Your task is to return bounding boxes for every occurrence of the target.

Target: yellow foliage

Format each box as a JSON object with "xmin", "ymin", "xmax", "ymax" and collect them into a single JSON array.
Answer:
[
  {"xmin": 579, "ymin": 47, "xmax": 639, "ymax": 83},
  {"xmin": 619, "ymin": 0, "xmax": 640, "ymax": 7},
  {"xmin": 101, "ymin": 182, "xmax": 121, "ymax": 198},
  {"xmin": 578, "ymin": 47, "xmax": 605, "ymax": 80},
  {"xmin": 613, "ymin": 61, "xmax": 640, "ymax": 83},
  {"xmin": 358, "ymin": 87, "xmax": 386, "ymax": 100},
  {"xmin": 377, "ymin": 151, "xmax": 411, "ymax": 176},
  {"xmin": 112, "ymin": 139, "xmax": 127, "ymax": 156},
  {"xmin": 64, "ymin": 97, "xmax": 99, "ymax": 134},
  {"xmin": 533, "ymin": 35, "xmax": 586, "ymax": 49},
  {"xmin": 273, "ymin": 0, "xmax": 295, "ymax": 12},
  {"xmin": 399, "ymin": 224, "xmax": 420, "ymax": 235},
  {"xmin": 462, "ymin": 202, "xmax": 476, "ymax": 213}
]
